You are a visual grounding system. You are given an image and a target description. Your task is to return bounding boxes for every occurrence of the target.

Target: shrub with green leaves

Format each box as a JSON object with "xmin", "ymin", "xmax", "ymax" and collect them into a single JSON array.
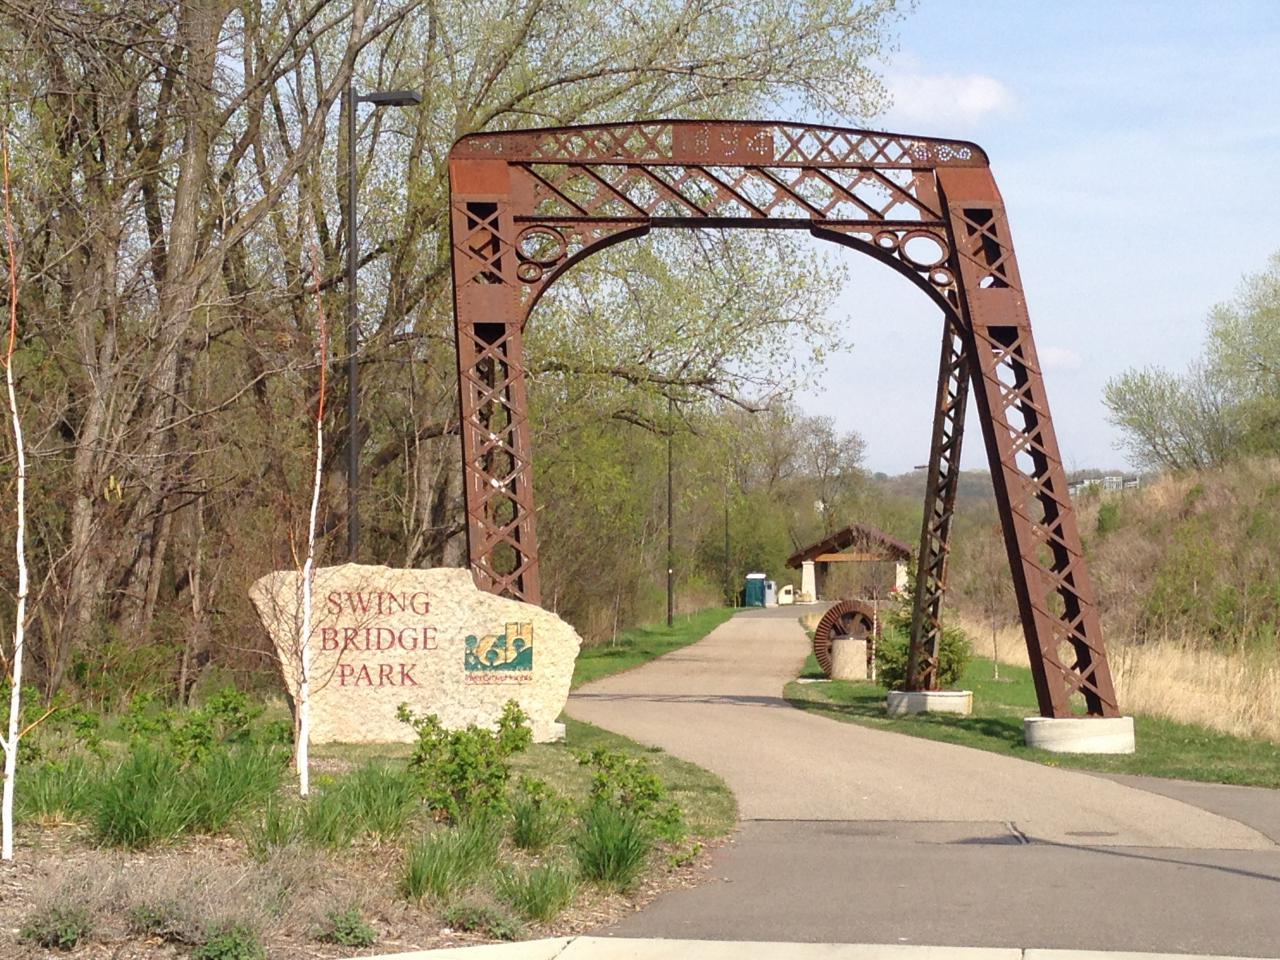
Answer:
[
  {"xmin": 442, "ymin": 903, "xmax": 523, "ymax": 941},
  {"xmin": 401, "ymin": 820, "xmax": 499, "ymax": 902},
  {"xmin": 576, "ymin": 749, "xmax": 685, "ymax": 841},
  {"xmin": 316, "ymin": 905, "xmax": 377, "ymax": 947},
  {"xmin": 572, "ymin": 801, "xmax": 652, "ymax": 892},
  {"xmin": 496, "ymin": 863, "xmax": 579, "ymax": 922},
  {"xmin": 875, "ymin": 625, "xmax": 971, "ymax": 691},
  {"xmin": 398, "ymin": 700, "xmax": 531, "ymax": 822},
  {"xmin": 509, "ymin": 776, "xmax": 571, "ymax": 852},
  {"xmin": 19, "ymin": 904, "xmax": 93, "ymax": 951},
  {"xmin": 194, "ymin": 922, "xmax": 266, "ymax": 960}
]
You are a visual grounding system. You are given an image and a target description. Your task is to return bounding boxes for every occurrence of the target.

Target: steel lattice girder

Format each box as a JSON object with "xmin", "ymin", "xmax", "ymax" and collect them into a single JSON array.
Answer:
[{"xmin": 447, "ymin": 120, "xmax": 1120, "ymax": 719}]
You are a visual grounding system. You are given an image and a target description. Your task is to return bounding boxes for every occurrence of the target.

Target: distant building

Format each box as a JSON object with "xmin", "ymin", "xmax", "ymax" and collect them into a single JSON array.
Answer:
[{"xmin": 1067, "ymin": 476, "xmax": 1141, "ymax": 498}]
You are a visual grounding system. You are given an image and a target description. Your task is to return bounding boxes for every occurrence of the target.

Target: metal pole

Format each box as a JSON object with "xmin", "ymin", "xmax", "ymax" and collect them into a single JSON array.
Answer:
[
  {"xmin": 723, "ymin": 486, "xmax": 730, "ymax": 607},
  {"xmin": 666, "ymin": 395, "xmax": 674, "ymax": 629},
  {"xmin": 345, "ymin": 85, "xmax": 359, "ymax": 562}
]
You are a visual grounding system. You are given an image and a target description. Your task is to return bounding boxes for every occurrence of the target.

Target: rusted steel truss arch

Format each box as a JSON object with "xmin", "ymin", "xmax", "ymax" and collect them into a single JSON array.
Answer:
[{"xmin": 448, "ymin": 119, "xmax": 1120, "ymax": 720}]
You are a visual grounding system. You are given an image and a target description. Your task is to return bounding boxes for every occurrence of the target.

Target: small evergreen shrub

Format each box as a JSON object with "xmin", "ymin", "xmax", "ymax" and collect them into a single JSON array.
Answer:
[
  {"xmin": 509, "ymin": 777, "xmax": 570, "ymax": 852},
  {"xmin": 572, "ymin": 802, "xmax": 652, "ymax": 893},
  {"xmin": 316, "ymin": 905, "xmax": 376, "ymax": 947},
  {"xmin": 398, "ymin": 701, "xmax": 531, "ymax": 822},
  {"xmin": 442, "ymin": 903, "xmax": 523, "ymax": 941},
  {"xmin": 496, "ymin": 863, "xmax": 579, "ymax": 922},
  {"xmin": 400, "ymin": 820, "xmax": 499, "ymax": 902},
  {"xmin": 19, "ymin": 905, "xmax": 93, "ymax": 951},
  {"xmin": 875, "ymin": 626, "xmax": 971, "ymax": 691},
  {"xmin": 194, "ymin": 923, "xmax": 266, "ymax": 960}
]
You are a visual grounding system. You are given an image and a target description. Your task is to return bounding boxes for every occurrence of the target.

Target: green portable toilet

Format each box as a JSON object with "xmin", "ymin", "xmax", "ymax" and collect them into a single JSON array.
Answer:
[{"xmin": 744, "ymin": 573, "xmax": 767, "ymax": 607}]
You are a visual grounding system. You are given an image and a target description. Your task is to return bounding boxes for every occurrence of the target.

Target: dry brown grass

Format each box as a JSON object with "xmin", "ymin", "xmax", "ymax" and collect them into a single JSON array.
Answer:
[{"xmin": 958, "ymin": 616, "xmax": 1280, "ymax": 743}]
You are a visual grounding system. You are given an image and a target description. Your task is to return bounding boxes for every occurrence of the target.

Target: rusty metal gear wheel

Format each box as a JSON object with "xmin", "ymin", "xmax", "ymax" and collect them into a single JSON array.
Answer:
[{"xmin": 812, "ymin": 599, "xmax": 879, "ymax": 678}]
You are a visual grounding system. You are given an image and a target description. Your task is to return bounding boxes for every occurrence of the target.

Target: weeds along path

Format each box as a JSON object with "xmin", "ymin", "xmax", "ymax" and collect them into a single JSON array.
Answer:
[{"xmin": 566, "ymin": 608, "xmax": 1273, "ymax": 850}]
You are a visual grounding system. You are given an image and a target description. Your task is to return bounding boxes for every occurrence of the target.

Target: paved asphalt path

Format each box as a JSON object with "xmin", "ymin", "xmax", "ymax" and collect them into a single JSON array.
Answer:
[{"xmin": 566, "ymin": 607, "xmax": 1280, "ymax": 957}]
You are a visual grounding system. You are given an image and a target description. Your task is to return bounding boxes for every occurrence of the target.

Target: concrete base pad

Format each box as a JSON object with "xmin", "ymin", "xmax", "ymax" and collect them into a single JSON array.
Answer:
[
  {"xmin": 886, "ymin": 689, "xmax": 973, "ymax": 716},
  {"xmin": 830, "ymin": 637, "xmax": 868, "ymax": 680},
  {"xmin": 1024, "ymin": 715, "xmax": 1136, "ymax": 754}
]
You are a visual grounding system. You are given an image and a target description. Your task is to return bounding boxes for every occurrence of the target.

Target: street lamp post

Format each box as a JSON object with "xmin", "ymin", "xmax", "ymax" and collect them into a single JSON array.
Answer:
[{"xmin": 344, "ymin": 85, "xmax": 421, "ymax": 563}]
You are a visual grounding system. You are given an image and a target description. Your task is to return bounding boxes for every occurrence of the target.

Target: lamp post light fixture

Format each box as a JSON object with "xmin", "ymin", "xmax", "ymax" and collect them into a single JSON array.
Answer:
[{"xmin": 345, "ymin": 85, "xmax": 421, "ymax": 562}]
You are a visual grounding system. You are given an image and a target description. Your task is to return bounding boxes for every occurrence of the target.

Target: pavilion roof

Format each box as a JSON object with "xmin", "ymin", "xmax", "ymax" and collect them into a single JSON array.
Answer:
[{"xmin": 785, "ymin": 523, "xmax": 912, "ymax": 568}]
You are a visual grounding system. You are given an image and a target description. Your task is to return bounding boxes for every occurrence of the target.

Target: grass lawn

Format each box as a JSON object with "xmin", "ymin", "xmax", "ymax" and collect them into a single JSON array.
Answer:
[
  {"xmin": 571, "ymin": 607, "xmax": 734, "ymax": 688},
  {"xmin": 785, "ymin": 656, "xmax": 1280, "ymax": 787}
]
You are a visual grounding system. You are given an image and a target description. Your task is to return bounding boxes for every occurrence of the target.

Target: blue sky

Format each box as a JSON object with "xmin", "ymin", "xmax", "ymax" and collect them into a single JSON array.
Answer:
[{"xmin": 795, "ymin": 0, "xmax": 1280, "ymax": 473}]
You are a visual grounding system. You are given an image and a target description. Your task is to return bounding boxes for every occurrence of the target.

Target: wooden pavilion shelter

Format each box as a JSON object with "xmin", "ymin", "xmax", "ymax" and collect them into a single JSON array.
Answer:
[{"xmin": 786, "ymin": 524, "xmax": 912, "ymax": 602}]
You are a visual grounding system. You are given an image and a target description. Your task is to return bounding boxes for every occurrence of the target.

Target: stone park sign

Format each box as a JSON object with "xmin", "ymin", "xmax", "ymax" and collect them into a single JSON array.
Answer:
[{"xmin": 249, "ymin": 565, "xmax": 581, "ymax": 743}]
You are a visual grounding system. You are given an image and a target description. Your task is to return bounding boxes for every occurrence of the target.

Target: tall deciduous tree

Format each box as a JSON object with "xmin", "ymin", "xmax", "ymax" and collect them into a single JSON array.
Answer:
[{"xmin": 0, "ymin": 0, "xmax": 908, "ymax": 697}]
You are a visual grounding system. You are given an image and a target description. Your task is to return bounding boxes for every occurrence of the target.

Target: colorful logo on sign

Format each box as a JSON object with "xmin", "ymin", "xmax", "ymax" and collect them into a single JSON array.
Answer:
[{"xmin": 464, "ymin": 622, "xmax": 533, "ymax": 683}]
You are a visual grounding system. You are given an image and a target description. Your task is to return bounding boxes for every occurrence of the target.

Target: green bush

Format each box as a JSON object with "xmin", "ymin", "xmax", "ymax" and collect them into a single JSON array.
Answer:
[
  {"xmin": 300, "ymin": 785, "xmax": 362, "ymax": 850},
  {"xmin": 576, "ymin": 749, "xmax": 684, "ymax": 841},
  {"xmin": 496, "ymin": 863, "xmax": 579, "ymax": 922},
  {"xmin": 19, "ymin": 905, "xmax": 93, "ymax": 950},
  {"xmin": 186, "ymin": 745, "xmax": 287, "ymax": 834},
  {"xmin": 194, "ymin": 923, "xmax": 266, "ymax": 960},
  {"xmin": 572, "ymin": 802, "xmax": 652, "ymax": 893},
  {"xmin": 316, "ymin": 905, "xmax": 376, "ymax": 947},
  {"xmin": 91, "ymin": 738, "xmax": 286, "ymax": 848},
  {"xmin": 400, "ymin": 820, "xmax": 499, "ymax": 902},
  {"xmin": 332, "ymin": 762, "xmax": 419, "ymax": 840},
  {"xmin": 442, "ymin": 903, "xmax": 523, "ymax": 941},
  {"xmin": 875, "ymin": 625, "xmax": 972, "ymax": 691},
  {"xmin": 91, "ymin": 743, "xmax": 193, "ymax": 848},
  {"xmin": 398, "ymin": 701, "xmax": 531, "ymax": 822},
  {"xmin": 509, "ymin": 777, "xmax": 570, "ymax": 852},
  {"xmin": 16, "ymin": 754, "xmax": 98, "ymax": 823}
]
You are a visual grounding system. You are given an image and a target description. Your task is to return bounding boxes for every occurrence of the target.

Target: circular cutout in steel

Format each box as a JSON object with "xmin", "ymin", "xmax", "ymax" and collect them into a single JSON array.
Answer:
[
  {"xmin": 516, "ymin": 261, "xmax": 544, "ymax": 283},
  {"xmin": 517, "ymin": 225, "xmax": 567, "ymax": 265},
  {"xmin": 929, "ymin": 268, "xmax": 954, "ymax": 287},
  {"xmin": 874, "ymin": 231, "xmax": 899, "ymax": 251},
  {"xmin": 812, "ymin": 599, "xmax": 879, "ymax": 678},
  {"xmin": 900, "ymin": 231, "xmax": 949, "ymax": 269}
]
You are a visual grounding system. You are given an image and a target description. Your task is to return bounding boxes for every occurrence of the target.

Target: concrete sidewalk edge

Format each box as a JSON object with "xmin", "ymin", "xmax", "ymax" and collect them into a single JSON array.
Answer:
[{"xmin": 355, "ymin": 937, "xmax": 1278, "ymax": 960}]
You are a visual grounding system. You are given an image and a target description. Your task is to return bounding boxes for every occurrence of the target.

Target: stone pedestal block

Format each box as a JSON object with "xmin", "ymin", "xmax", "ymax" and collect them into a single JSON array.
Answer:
[
  {"xmin": 829, "ymin": 637, "xmax": 867, "ymax": 681},
  {"xmin": 250, "ymin": 564, "xmax": 581, "ymax": 744},
  {"xmin": 886, "ymin": 689, "xmax": 973, "ymax": 716},
  {"xmin": 1024, "ymin": 715, "xmax": 1136, "ymax": 754}
]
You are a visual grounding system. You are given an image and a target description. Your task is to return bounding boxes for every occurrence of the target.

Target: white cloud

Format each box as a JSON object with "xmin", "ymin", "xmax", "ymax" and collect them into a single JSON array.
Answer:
[
  {"xmin": 1039, "ymin": 345, "xmax": 1083, "ymax": 372},
  {"xmin": 886, "ymin": 71, "xmax": 1016, "ymax": 128}
]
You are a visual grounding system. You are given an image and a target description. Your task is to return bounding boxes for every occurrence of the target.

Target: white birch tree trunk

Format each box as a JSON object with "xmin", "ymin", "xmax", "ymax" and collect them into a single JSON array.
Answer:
[
  {"xmin": 296, "ymin": 231, "xmax": 330, "ymax": 798},
  {"xmin": 2, "ymin": 131, "xmax": 28, "ymax": 860}
]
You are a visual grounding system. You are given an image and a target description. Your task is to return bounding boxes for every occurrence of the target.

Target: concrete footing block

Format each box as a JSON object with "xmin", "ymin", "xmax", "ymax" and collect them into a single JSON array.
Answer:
[
  {"xmin": 885, "ymin": 689, "xmax": 972, "ymax": 716},
  {"xmin": 830, "ymin": 637, "xmax": 867, "ymax": 680},
  {"xmin": 1023, "ymin": 715, "xmax": 1136, "ymax": 754}
]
